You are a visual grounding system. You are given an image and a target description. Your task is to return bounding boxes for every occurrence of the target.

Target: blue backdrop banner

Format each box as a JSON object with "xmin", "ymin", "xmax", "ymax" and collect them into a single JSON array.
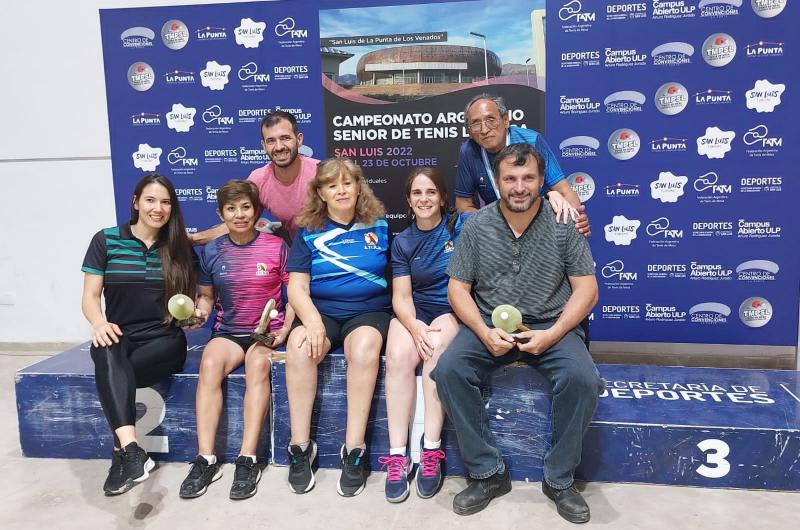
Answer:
[
  {"xmin": 100, "ymin": 0, "xmax": 798, "ymax": 346},
  {"xmin": 546, "ymin": 0, "xmax": 797, "ymax": 346}
]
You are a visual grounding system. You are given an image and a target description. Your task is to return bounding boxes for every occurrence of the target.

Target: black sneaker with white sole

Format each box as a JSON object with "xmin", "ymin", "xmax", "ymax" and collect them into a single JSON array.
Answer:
[
  {"xmin": 179, "ymin": 456, "xmax": 223, "ymax": 499},
  {"xmin": 230, "ymin": 456, "xmax": 262, "ymax": 500},
  {"xmin": 105, "ymin": 442, "xmax": 156, "ymax": 496},
  {"xmin": 102, "ymin": 449, "xmax": 123, "ymax": 496},
  {"xmin": 337, "ymin": 445, "xmax": 368, "ymax": 497},
  {"xmin": 288, "ymin": 441, "xmax": 317, "ymax": 494}
]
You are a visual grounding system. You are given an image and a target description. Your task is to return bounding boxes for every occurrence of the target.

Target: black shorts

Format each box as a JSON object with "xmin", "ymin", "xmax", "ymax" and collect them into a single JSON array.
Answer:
[
  {"xmin": 291, "ymin": 311, "xmax": 391, "ymax": 349},
  {"xmin": 211, "ymin": 331, "xmax": 258, "ymax": 353}
]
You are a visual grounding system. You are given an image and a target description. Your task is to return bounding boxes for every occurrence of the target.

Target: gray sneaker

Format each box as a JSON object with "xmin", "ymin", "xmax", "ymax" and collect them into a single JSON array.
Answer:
[
  {"xmin": 287, "ymin": 441, "xmax": 317, "ymax": 494},
  {"xmin": 337, "ymin": 445, "xmax": 368, "ymax": 497}
]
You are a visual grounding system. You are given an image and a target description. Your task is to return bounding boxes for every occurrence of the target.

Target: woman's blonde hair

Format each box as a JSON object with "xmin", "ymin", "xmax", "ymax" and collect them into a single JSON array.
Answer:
[{"xmin": 295, "ymin": 158, "xmax": 386, "ymax": 231}]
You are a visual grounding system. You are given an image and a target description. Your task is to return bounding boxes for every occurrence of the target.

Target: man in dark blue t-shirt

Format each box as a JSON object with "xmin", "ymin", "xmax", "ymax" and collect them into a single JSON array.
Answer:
[{"xmin": 455, "ymin": 93, "xmax": 590, "ymax": 235}]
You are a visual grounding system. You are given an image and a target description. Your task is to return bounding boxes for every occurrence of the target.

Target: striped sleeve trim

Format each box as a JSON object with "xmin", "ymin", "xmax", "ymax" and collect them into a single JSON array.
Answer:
[{"xmin": 81, "ymin": 266, "xmax": 104, "ymax": 276}]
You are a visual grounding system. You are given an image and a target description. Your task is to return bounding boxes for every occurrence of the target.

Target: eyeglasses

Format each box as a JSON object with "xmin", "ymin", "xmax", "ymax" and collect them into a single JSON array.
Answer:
[{"xmin": 467, "ymin": 116, "xmax": 500, "ymax": 132}]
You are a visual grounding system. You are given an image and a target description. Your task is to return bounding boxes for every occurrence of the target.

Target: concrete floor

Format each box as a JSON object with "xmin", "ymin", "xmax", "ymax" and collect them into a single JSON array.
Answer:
[{"xmin": 3, "ymin": 350, "xmax": 797, "ymax": 529}]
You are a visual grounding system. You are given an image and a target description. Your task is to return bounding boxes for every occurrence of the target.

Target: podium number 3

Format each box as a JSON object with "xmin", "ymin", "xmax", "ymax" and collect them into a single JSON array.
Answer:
[
  {"xmin": 696, "ymin": 439, "xmax": 730, "ymax": 478},
  {"xmin": 135, "ymin": 388, "xmax": 169, "ymax": 453}
]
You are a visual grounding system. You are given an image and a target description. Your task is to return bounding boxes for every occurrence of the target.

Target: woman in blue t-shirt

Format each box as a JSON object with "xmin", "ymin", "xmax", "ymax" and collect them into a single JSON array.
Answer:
[
  {"xmin": 284, "ymin": 158, "xmax": 391, "ymax": 497},
  {"xmin": 380, "ymin": 168, "xmax": 468, "ymax": 502}
]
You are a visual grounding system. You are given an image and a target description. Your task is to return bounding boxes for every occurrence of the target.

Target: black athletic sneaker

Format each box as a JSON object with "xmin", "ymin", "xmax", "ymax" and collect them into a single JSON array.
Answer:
[
  {"xmin": 230, "ymin": 456, "xmax": 261, "ymax": 500},
  {"xmin": 105, "ymin": 442, "xmax": 156, "ymax": 496},
  {"xmin": 102, "ymin": 449, "xmax": 123, "ymax": 496},
  {"xmin": 287, "ymin": 441, "xmax": 317, "ymax": 494},
  {"xmin": 337, "ymin": 445, "xmax": 368, "ymax": 497},
  {"xmin": 179, "ymin": 456, "xmax": 223, "ymax": 499}
]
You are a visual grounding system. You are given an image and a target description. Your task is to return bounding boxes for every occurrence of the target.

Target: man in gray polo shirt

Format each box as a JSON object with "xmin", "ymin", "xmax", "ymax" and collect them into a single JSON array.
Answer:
[{"xmin": 431, "ymin": 143, "xmax": 601, "ymax": 523}]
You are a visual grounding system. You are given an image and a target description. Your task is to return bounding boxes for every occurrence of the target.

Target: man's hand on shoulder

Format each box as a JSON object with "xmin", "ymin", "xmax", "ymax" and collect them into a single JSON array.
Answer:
[
  {"xmin": 481, "ymin": 327, "xmax": 515, "ymax": 357},
  {"xmin": 549, "ymin": 179, "xmax": 590, "ymax": 237},
  {"xmin": 255, "ymin": 219, "xmax": 283, "ymax": 234},
  {"xmin": 574, "ymin": 204, "xmax": 591, "ymax": 237}
]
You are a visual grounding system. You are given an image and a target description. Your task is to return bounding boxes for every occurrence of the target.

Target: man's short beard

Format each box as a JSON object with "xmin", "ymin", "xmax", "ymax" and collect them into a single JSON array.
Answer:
[
  {"xmin": 501, "ymin": 194, "xmax": 536, "ymax": 213},
  {"xmin": 271, "ymin": 147, "xmax": 298, "ymax": 168}
]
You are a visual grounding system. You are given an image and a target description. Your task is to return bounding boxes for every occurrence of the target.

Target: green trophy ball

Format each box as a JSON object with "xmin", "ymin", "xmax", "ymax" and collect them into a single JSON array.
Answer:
[
  {"xmin": 168, "ymin": 294, "xmax": 195, "ymax": 321},
  {"xmin": 492, "ymin": 304, "xmax": 523, "ymax": 333}
]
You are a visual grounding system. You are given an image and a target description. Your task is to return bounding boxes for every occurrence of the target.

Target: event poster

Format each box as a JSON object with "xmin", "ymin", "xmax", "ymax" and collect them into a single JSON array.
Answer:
[
  {"xmin": 99, "ymin": 0, "xmax": 798, "ymax": 346},
  {"xmin": 318, "ymin": 0, "xmax": 546, "ymax": 226}
]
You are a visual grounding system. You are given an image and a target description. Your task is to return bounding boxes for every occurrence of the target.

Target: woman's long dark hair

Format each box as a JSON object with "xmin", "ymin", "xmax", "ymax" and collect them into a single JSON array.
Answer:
[
  {"xmin": 404, "ymin": 167, "xmax": 459, "ymax": 234},
  {"xmin": 129, "ymin": 174, "xmax": 196, "ymax": 321}
]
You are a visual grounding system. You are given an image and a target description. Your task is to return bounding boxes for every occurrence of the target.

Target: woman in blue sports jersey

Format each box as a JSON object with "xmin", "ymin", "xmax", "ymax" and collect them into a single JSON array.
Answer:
[
  {"xmin": 81, "ymin": 174, "xmax": 196, "ymax": 496},
  {"xmin": 380, "ymin": 167, "xmax": 466, "ymax": 503},
  {"xmin": 380, "ymin": 168, "xmax": 579, "ymax": 503},
  {"xmin": 284, "ymin": 158, "xmax": 391, "ymax": 497}
]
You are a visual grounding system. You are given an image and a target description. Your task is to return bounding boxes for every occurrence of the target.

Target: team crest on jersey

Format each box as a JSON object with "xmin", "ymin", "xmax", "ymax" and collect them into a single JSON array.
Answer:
[
  {"xmin": 256, "ymin": 262, "xmax": 268, "ymax": 276},
  {"xmin": 444, "ymin": 240, "xmax": 454, "ymax": 253},
  {"xmin": 364, "ymin": 232, "xmax": 380, "ymax": 249}
]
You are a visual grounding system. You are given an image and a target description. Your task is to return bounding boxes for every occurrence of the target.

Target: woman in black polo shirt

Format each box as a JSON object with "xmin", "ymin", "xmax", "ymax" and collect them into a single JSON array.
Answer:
[{"xmin": 81, "ymin": 174, "xmax": 197, "ymax": 496}]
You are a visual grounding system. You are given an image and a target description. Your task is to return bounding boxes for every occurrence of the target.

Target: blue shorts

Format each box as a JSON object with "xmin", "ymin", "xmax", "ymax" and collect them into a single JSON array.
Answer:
[{"xmin": 415, "ymin": 303, "xmax": 453, "ymax": 325}]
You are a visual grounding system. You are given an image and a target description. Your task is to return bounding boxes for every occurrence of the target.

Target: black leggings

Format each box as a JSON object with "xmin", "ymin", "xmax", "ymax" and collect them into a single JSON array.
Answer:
[{"xmin": 90, "ymin": 332, "xmax": 187, "ymax": 431}]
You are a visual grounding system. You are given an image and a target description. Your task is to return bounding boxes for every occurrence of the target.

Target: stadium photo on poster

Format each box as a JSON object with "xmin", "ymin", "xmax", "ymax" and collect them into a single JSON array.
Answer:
[{"xmin": 318, "ymin": 0, "xmax": 548, "ymax": 231}]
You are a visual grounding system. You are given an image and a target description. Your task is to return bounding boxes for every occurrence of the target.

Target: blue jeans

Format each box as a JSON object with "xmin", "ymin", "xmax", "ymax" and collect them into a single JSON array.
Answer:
[{"xmin": 430, "ymin": 321, "xmax": 603, "ymax": 489}]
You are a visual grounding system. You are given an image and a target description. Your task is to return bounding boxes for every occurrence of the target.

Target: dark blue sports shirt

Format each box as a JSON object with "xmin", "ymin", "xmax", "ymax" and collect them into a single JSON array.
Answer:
[
  {"xmin": 391, "ymin": 212, "xmax": 470, "ymax": 316},
  {"xmin": 287, "ymin": 218, "xmax": 391, "ymax": 321}
]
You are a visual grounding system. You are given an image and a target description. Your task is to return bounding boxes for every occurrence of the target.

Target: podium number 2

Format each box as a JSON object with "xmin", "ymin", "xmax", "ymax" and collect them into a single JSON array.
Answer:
[
  {"xmin": 135, "ymin": 388, "xmax": 169, "ymax": 453},
  {"xmin": 696, "ymin": 439, "xmax": 730, "ymax": 478}
]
